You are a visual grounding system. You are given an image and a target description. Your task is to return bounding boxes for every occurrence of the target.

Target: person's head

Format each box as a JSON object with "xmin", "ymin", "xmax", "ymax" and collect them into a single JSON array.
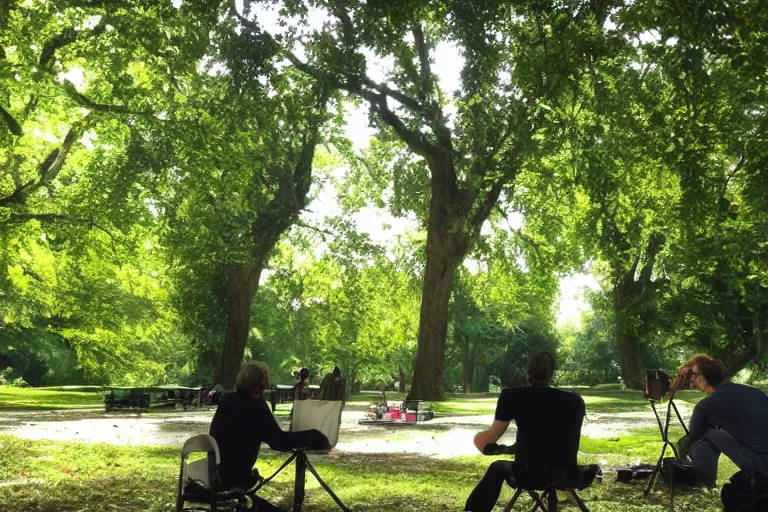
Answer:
[
  {"xmin": 235, "ymin": 362, "xmax": 271, "ymax": 397},
  {"xmin": 332, "ymin": 366, "xmax": 341, "ymax": 379},
  {"xmin": 685, "ymin": 353, "xmax": 725, "ymax": 393},
  {"xmin": 299, "ymin": 367, "xmax": 310, "ymax": 382},
  {"xmin": 526, "ymin": 352, "xmax": 556, "ymax": 386}
]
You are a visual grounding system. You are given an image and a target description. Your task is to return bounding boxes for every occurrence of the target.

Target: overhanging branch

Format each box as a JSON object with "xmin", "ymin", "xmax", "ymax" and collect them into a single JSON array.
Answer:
[
  {"xmin": 0, "ymin": 116, "xmax": 90, "ymax": 208},
  {"xmin": 0, "ymin": 103, "xmax": 23, "ymax": 136},
  {"xmin": 61, "ymin": 80, "xmax": 150, "ymax": 115}
]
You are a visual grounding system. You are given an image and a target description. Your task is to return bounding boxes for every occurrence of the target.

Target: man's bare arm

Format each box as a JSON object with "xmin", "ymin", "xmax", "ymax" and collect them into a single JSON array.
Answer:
[{"xmin": 473, "ymin": 419, "xmax": 510, "ymax": 453}]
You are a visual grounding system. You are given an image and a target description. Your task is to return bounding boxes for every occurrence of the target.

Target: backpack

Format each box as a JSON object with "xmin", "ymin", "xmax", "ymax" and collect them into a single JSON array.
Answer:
[{"xmin": 721, "ymin": 470, "xmax": 768, "ymax": 512}]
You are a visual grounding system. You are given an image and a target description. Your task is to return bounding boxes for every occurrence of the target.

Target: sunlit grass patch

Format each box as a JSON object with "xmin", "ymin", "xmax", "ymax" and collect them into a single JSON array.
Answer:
[
  {"xmin": 0, "ymin": 430, "xmax": 735, "ymax": 512},
  {"xmin": 0, "ymin": 386, "xmax": 104, "ymax": 410}
]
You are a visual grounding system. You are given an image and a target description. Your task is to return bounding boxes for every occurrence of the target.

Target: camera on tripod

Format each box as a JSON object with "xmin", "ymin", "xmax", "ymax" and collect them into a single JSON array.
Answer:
[{"xmin": 644, "ymin": 369, "xmax": 671, "ymax": 402}]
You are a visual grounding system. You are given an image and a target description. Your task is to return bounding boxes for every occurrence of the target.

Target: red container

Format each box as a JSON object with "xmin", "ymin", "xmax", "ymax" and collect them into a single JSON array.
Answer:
[
  {"xmin": 405, "ymin": 412, "xmax": 416, "ymax": 422},
  {"xmin": 389, "ymin": 408, "xmax": 400, "ymax": 419}
]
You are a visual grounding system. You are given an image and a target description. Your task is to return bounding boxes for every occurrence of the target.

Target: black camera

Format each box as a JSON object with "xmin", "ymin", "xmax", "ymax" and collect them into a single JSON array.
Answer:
[{"xmin": 644, "ymin": 369, "xmax": 671, "ymax": 401}]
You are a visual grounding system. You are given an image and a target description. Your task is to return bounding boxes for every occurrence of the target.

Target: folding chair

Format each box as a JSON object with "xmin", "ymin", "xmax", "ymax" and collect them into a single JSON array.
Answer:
[
  {"xmin": 503, "ymin": 465, "xmax": 599, "ymax": 512},
  {"xmin": 176, "ymin": 434, "xmax": 248, "ymax": 512},
  {"xmin": 255, "ymin": 400, "xmax": 348, "ymax": 512}
]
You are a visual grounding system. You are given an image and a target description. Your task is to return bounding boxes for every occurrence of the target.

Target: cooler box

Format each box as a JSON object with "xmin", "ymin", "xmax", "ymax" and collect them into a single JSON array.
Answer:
[
  {"xmin": 405, "ymin": 411, "xmax": 416, "ymax": 422},
  {"xmin": 389, "ymin": 408, "xmax": 400, "ymax": 420}
]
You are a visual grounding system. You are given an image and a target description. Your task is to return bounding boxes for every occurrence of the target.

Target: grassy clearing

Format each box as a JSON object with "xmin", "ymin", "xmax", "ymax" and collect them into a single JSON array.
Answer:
[
  {"xmin": 0, "ymin": 430, "xmax": 734, "ymax": 512},
  {"xmin": 0, "ymin": 386, "xmax": 105, "ymax": 410},
  {"xmin": 0, "ymin": 386, "xmax": 708, "ymax": 418}
]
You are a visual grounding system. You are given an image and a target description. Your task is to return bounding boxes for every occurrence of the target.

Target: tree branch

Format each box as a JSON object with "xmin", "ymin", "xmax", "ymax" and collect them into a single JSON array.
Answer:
[
  {"xmin": 61, "ymin": 80, "xmax": 150, "ymax": 115},
  {"xmin": 284, "ymin": 51, "xmax": 436, "ymax": 158},
  {"xmin": 39, "ymin": 27, "xmax": 78, "ymax": 70},
  {"xmin": 412, "ymin": 23, "xmax": 432, "ymax": 99},
  {"xmin": 0, "ymin": 116, "xmax": 90, "ymax": 208},
  {"xmin": 0, "ymin": 102, "xmax": 23, "ymax": 136},
  {"xmin": 471, "ymin": 179, "xmax": 505, "ymax": 229}
]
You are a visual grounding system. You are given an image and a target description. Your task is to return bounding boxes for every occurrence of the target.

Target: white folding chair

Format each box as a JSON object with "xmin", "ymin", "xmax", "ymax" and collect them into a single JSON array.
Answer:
[{"xmin": 176, "ymin": 434, "xmax": 247, "ymax": 512}]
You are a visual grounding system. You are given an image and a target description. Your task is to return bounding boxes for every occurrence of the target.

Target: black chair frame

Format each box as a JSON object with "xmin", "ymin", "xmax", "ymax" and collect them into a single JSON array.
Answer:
[{"xmin": 504, "ymin": 482, "xmax": 590, "ymax": 512}]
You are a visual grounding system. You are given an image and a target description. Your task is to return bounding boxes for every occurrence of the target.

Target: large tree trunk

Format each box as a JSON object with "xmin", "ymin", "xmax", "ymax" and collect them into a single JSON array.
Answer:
[
  {"xmin": 612, "ymin": 234, "xmax": 665, "ymax": 390},
  {"xmin": 408, "ymin": 241, "xmax": 462, "ymax": 400},
  {"xmin": 614, "ymin": 277, "xmax": 646, "ymax": 390},
  {"xmin": 407, "ymin": 156, "xmax": 474, "ymax": 401},
  {"xmin": 210, "ymin": 87, "xmax": 326, "ymax": 389},
  {"xmin": 462, "ymin": 345, "xmax": 476, "ymax": 394},
  {"xmin": 461, "ymin": 338, "xmax": 469, "ymax": 394},
  {"xmin": 398, "ymin": 367, "xmax": 406, "ymax": 393},
  {"xmin": 214, "ymin": 263, "xmax": 260, "ymax": 389}
]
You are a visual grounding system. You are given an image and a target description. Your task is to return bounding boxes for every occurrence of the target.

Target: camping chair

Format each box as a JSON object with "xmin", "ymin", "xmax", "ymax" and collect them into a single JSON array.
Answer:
[
  {"xmin": 176, "ymin": 434, "xmax": 249, "ymax": 512},
  {"xmin": 255, "ymin": 400, "xmax": 348, "ymax": 512},
  {"xmin": 503, "ymin": 464, "xmax": 599, "ymax": 512}
]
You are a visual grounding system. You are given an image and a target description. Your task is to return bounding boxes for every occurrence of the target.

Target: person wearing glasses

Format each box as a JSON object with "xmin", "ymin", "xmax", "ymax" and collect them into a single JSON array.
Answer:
[{"xmin": 673, "ymin": 353, "xmax": 768, "ymax": 487}]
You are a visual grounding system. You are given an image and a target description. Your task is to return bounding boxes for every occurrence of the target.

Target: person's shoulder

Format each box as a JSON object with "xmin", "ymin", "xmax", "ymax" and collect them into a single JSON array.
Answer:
[
  {"xmin": 499, "ymin": 386, "xmax": 526, "ymax": 399},
  {"xmin": 719, "ymin": 382, "xmax": 767, "ymax": 397},
  {"xmin": 551, "ymin": 387, "xmax": 585, "ymax": 406}
]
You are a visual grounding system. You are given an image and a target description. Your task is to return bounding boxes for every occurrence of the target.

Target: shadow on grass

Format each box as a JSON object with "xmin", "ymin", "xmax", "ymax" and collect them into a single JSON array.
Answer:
[{"xmin": 0, "ymin": 433, "xmax": 731, "ymax": 512}]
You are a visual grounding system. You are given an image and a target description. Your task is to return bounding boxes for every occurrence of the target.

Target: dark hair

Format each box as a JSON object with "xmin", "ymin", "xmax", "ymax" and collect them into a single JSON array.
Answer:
[
  {"xmin": 236, "ymin": 362, "xmax": 270, "ymax": 394},
  {"xmin": 299, "ymin": 368, "xmax": 310, "ymax": 379},
  {"xmin": 332, "ymin": 366, "xmax": 341, "ymax": 378},
  {"xmin": 526, "ymin": 352, "xmax": 556, "ymax": 385},
  {"xmin": 686, "ymin": 353, "xmax": 726, "ymax": 387}
]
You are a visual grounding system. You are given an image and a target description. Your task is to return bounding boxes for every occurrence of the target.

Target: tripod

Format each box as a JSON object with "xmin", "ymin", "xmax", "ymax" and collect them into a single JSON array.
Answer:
[
  {"xmin": 255, "ymin": 449, "xmax": 349, "ymax": 512},
  {"xmin": 644, "ymin": 398, "xmax": 690, "ymax": 509}
]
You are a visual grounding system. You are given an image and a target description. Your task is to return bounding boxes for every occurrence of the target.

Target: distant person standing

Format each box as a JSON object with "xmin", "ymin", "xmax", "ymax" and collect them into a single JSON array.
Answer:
[
  {"xmin": 293, "ymin": 368, "xmax": 311, "ymax": 401},
  {"xmin": 319, "ymin": 366, "xmax": 346, "ymax": 403}
]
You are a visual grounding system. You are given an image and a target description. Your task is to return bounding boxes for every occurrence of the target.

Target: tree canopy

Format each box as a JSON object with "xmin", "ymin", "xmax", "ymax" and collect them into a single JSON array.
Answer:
[{"xmin": 1, "ymin": 0, "xmax": 766, "ymax": 393}]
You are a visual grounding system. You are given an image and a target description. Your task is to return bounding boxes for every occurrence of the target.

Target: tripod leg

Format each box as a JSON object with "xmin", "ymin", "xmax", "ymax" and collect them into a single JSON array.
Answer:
[
  {"xmin": 503, "ymin": 487, "xmax": 524, "ymax": 512},
  {"xmin": 546, "ymin": 488, "xmax": 558, "ymax": 512},
  {"xmin": 567, "ymin": 490, "xmax": 590, "ymax": 512},
  {"xmin": 644, "ymin": 442, "xmax": 668, "ymax": 495},
  {"xmin": 292, "ymin": 453, "xmax": 306, "ymax": 512},
  {"xmin": 303, "ymin": 457, "xmax": 350, "ymax": 512},
  {"xmin": 254, "ymin": 452, "xmax": 298, "ymax": 492}
]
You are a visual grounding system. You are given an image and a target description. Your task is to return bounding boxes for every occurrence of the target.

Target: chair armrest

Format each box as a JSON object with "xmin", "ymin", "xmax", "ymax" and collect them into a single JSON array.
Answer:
[{"xmin": 483, "ymin": 443, "xmax": 516, "ymax": 456}]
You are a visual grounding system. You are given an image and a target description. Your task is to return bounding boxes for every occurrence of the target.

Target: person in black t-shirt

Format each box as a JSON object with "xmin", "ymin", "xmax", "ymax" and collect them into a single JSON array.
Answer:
[
  {"xmin": 210, "ymin": 362, "xmax": 329, "ymax": 512},
  {"xmin": 464, "ymin": 352, "xmax": 586, "ymax": 512}
]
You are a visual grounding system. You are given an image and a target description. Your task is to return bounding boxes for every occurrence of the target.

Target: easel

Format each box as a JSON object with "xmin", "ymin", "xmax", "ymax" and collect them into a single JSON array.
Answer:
[{"xmin": 254, "ymin": 448, "xmax": 349, "ymax": 512}]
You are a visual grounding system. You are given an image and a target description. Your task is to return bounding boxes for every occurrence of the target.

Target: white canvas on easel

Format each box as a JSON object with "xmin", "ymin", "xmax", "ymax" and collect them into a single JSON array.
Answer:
[{"xmin": 290, "ymin": 400, "xmax": 343, "ymax": 447}]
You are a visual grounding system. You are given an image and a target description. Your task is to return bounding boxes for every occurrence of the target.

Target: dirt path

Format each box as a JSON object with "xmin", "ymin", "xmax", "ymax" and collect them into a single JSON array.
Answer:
[{"xmin": 0, "ymin": 403, "xmax": 693, "ymax": 458}]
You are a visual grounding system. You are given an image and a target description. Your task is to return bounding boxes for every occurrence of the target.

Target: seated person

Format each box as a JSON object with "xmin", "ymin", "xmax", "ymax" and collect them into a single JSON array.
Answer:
[
  {"xmin": 210, "ymin": 362, "xmax": 329, "ymax": 512},
  {"xmin": 464, "ymin": 352, "xmax": 586, "ymax": 512},
  {"xmin": 293, "ymin": 367, "xmax": 311, "ymax": 401},
  {"xmin": 319, "ymin": 366, "xmax": 346, "ymax": 403},
  {"xmin": 673, "ymin": 353, "xmax": 768, "ymax": 488}
]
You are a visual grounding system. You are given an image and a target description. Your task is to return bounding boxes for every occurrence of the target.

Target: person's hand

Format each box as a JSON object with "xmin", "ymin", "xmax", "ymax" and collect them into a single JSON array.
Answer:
[
  {"xmin": 669, "ymin": 366, "xmax": 693, "ymax": 396},
  {"xmin": 310, "ymin": 431, "xmax": 330, "ymax": 450}
]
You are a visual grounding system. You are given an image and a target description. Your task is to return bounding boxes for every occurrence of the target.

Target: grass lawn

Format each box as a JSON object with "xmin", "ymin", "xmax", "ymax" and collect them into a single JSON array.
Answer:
[
  {"xmin": 0, "ymin": 386, "xmax": 105, "ymax": 410},
  {"xmin": 0, "ymin": 385, "xmax": 754, "ymax": 510},
  {"xmin": 0, "ymin": 385, "xmax": 709, "ymax": 415},
  {"xmin": 0, "ymin": 430, "xmax": 734, "ymax": 512}
]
